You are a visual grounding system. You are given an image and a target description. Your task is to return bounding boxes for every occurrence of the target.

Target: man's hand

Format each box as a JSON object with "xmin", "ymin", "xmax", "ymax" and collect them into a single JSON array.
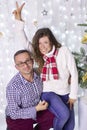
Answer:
[
  {"xmin": 13, "ymin": 1, "xmax": 25, "ymax": 21},
  {"xmin": 35, "ymin": 100, "xmax": 48, "ymax": 112},
  {"xmin": 67, "ymin": 98, "xmax": 76, "ymax": 110}
]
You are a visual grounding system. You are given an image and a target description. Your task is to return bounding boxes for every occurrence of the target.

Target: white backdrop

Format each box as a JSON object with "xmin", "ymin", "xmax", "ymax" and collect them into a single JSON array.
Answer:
[{"xmin": 0, "ymin": 0, "xmax": 87, "ymax": 129}]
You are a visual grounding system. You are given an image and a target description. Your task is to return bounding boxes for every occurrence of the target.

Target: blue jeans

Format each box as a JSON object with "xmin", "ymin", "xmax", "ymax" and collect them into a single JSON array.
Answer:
[{"xmin": 41, "ymin": 92, "xmax": 75, "ymax": 130}]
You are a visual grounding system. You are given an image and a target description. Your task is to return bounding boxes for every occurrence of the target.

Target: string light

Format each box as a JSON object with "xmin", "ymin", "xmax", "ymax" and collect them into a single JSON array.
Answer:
[{"xmin": 0, "ymin": 0, "xmax": 86, "ymax": 129}]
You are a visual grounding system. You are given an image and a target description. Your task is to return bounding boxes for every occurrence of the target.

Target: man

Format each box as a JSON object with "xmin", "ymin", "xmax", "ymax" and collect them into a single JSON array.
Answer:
[{"xmin": 5, "ymin": 49, "xmax": 54, "ymax": 130}]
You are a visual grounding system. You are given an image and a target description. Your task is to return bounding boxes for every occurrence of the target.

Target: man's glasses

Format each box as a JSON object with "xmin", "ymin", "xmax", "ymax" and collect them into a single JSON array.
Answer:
[{"xmin": 16, "ymin": 59, "xmax": 32, "ymax": 67}]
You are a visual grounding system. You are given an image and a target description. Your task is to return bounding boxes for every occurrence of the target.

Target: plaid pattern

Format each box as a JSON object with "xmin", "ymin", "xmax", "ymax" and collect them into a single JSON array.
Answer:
[
  {"xmin": 41, "ymin": 49, "xmax": 59, "ymax": 81},
  {"xmin": 6, "ymin": 72, "xmax": 43, "ymax": 119}
]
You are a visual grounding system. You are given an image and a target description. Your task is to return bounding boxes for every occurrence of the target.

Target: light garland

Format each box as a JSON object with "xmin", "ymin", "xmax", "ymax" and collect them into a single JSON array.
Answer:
[{"xmin": 0, "ymin": 0, "xmax": 87, "ymax": 129}]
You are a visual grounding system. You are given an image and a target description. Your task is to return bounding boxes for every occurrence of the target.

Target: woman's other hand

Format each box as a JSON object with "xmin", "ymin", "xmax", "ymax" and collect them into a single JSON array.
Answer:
[{"xmin": 13, "ymin": 1, "xmax": 25, "ymax": 21}]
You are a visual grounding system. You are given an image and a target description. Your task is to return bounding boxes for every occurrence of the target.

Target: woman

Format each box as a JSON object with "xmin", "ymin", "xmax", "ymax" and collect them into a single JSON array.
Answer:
[{"xmin": 13, "ymin": 2, "xmax": 78, "ymax": 130}]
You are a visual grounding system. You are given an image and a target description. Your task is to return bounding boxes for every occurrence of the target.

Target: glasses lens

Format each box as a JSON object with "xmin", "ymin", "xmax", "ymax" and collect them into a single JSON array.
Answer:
[{"xmin": 16, "ymin": 59, "xmax": 32, "ymax": 67}]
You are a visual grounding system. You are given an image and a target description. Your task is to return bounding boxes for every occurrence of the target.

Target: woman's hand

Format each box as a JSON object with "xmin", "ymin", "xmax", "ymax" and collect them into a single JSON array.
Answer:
[
  {"xmin": 13, "ymin": 1, "xmax": 25, "ymax": 21},
  {"xmin": 67, "ymin": 98, "xmax": 76, "ymax": 110}
]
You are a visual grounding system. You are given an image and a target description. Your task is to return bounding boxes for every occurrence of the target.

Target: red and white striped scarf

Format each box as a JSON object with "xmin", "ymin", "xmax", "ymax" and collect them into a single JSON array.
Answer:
[{"xmin": 41, "ymin": 48, "xmax": 59, "ymax": 81}]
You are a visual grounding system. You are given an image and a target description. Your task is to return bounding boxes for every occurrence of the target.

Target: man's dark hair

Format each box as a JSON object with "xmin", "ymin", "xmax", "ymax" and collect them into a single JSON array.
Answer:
[{"xmin": 14, "ymin": 49, "xmax": 33, "ymax": 60}]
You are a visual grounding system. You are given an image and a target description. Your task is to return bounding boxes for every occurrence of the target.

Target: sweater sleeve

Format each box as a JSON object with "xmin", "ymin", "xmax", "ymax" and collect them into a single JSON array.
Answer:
[
  {"xmin": 65, "ymin": 46, "xmax": 78, "ymax": 99},
  {"xmin": 13, "ymin": 20, "xmax": 33, "ymax": 52}
]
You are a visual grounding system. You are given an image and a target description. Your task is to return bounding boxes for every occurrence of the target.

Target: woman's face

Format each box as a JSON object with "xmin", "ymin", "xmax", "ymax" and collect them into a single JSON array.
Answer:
[{"xmin": 38, "ymin": 36, "xmax": 52, "ymax": 55}]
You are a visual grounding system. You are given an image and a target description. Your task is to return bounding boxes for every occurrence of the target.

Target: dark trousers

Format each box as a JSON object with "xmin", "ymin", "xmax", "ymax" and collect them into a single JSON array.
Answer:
[{"xmin": 6, "ymin": 109, "xmax": 54, "ymax": 130}]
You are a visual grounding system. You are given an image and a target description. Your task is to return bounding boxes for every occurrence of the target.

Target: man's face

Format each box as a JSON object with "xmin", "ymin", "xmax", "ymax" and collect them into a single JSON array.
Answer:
[{"xmin": 15, "ymin": 52, "xmax": 33, "ymax": 75}]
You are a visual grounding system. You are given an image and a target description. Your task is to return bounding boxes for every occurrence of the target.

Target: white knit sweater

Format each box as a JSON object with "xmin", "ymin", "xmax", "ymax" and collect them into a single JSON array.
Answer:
[{"xmin": 14, "ymin": 20, "xmax": 78, "ymax": 99}]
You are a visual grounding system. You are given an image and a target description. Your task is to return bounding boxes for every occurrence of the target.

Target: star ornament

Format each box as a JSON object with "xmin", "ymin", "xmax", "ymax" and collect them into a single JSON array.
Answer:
[{"xmin": 42, "ymin": 9, "xmax": 48, "ymax": 16}]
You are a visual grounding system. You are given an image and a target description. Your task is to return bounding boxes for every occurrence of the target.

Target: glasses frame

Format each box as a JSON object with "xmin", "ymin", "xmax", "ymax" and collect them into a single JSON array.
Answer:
[{"xmin": 16, "ymin": 59, "xmax": 33, "ymax": 67}]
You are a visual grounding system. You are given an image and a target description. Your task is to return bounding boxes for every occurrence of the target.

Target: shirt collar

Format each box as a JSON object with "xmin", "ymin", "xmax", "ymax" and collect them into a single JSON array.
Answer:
[{"xmin": 18, "ymin": 72, "xmax": 38, "ymax": 85}]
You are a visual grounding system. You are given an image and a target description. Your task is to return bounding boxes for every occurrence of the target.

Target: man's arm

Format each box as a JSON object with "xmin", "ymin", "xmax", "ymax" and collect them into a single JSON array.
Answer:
[{"xmin": 6, "ymin": 83, "xmax": 48, "ymax": 120}]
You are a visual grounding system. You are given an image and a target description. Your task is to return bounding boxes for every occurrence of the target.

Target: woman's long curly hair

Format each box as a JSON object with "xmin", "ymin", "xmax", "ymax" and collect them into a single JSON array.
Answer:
[{"xmin": 32, "ymin": 28, "xmax": 61, "ymax": 74}]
